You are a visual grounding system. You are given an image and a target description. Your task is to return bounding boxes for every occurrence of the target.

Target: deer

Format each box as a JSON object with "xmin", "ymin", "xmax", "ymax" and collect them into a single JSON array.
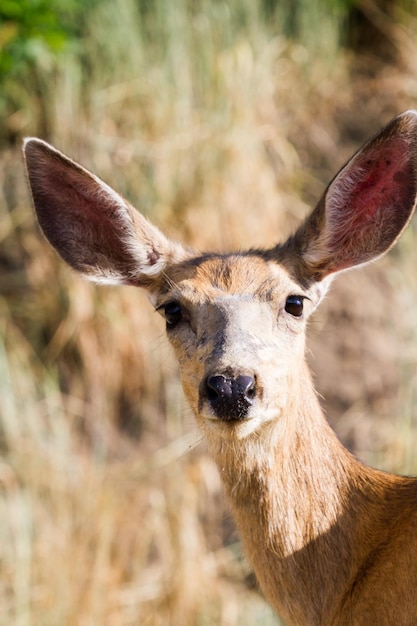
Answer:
[{"xmin": 24, "ymin": 110, "xmax": 417, "ymax": 625}]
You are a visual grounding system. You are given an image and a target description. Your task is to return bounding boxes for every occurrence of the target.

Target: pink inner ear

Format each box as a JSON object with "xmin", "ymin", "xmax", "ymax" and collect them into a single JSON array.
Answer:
[
  {"xmin": 347, "ymin": 142, "xmax": 409, "ymax": 222},
  {"xmin": 325, "ymin": 136, "xmax": 416, "ymax": 272}
]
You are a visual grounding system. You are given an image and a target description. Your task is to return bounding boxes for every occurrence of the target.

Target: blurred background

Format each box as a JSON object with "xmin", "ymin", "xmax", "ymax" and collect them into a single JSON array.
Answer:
[{"xmin": 1, "ymin": 1, "xmax": 417, "ymax": 624}]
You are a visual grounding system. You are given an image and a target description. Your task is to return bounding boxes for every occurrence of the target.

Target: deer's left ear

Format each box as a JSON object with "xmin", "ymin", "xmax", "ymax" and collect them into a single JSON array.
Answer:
[
  {"xmin": 288, "ymin": 110, "xmax": 417, "ymax": 281},
  {"xmin": 24, "ymin": 138, "xmax": 190, "ymax": 288}
]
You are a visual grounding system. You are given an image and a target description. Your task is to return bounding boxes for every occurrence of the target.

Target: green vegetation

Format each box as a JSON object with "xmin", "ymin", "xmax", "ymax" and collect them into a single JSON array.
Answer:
[{"xmin": 1, "ymin": 1, "xmax": 417, "ymax": 624}]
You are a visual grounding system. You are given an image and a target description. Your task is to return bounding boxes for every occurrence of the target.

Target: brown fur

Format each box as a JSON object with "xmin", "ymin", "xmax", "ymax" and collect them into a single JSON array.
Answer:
[{"xmin": 24, "ymin": 111, "xmax": 417, "ymax": 625}]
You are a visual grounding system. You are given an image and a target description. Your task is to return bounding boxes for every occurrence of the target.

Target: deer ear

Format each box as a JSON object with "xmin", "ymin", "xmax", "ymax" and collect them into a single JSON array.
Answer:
[
  {"xmin": 23, "ymin": 138, "xmax": 189, "ymax": 287},
  {"xmin": 292, "ymin": 110, "xmax": 417, "ymax": 281}
]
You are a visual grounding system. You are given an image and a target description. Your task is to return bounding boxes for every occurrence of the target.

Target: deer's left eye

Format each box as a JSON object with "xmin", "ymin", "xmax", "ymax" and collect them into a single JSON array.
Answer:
[
  {"xmin": 285, "ymin": 295, "xmax": 304, "ymax": 317},
  {"xmin": 163, "ymin": 301, "xmax": 183, "ymax": 327}
]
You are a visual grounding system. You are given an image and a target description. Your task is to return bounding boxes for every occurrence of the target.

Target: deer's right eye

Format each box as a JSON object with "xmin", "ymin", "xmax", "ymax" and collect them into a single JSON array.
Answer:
[
  {"xmin": 285, "ymin": 295, "xmax": 304, "ymax": 317},
  {"xmin": 163, "ymin": 301, "xmax": 183, "ymax": 327}
]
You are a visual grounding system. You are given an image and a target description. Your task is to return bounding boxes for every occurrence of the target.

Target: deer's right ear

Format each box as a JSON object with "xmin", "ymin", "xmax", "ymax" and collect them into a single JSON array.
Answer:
[
  {"xmin": 23, "ymin": 138, "xmax": 189, "ymax": 288},
  {"xmin": 288, "ymin": 110, "xmax": 417, "ymax": 282}
]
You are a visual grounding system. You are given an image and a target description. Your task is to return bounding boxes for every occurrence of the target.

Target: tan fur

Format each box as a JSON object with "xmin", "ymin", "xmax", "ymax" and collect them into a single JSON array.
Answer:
[{"xmin": 24, "ymin": 111, "xmax": 417, "ymax": 625}]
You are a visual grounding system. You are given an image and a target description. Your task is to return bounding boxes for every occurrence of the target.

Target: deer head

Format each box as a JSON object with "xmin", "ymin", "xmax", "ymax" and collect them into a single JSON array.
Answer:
[{"xmin": 23, "ymin": 112, "xmax": 417, "ymax": 446}]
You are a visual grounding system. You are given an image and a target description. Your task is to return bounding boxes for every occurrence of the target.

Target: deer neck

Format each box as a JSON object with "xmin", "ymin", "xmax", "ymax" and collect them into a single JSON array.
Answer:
[{"xmin": 205, "ymin": 363, "xmax": 385, "ymax": 625}]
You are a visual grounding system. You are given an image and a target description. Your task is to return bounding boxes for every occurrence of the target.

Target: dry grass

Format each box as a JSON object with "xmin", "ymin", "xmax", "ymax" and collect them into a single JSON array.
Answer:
[{"xmin": 1, "ymin": 2, "xmax": 417, "ymax": 624}]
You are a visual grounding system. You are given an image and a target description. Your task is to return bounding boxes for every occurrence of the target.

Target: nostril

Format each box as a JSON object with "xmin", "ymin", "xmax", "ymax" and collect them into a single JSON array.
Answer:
[
  {"xmin": 236, "ymin": 375, "xmax": 256, "ymax": 402},
  {"xmin": 246, "ymin": 386, "xmax": 256, "ymax": 399},
  {"xmin": 206, "ymin": 375, "xmax": 232, "ymax": 401}
]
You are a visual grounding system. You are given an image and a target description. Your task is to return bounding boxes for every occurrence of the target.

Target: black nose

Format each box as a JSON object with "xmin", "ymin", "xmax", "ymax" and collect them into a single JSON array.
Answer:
[{"xmin": 205, "ymin": 374, "xmax": 256, "ymax": 421}]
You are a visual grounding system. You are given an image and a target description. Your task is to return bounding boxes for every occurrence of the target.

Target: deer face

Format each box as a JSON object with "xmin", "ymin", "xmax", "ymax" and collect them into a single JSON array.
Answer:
[{"xmin": 155, "ymin": 253, "xmax": 325, "ymax": 439}]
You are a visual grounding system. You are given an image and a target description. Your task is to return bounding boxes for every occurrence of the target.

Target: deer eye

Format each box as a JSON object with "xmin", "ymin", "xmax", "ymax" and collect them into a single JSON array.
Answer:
[
  {"xmin": 285, "ymin": 295, "xmax": 304, "ymax": 317},
  {"xmin": 163, "ymin": 301, "xmax": 183, "ymax": 327}
]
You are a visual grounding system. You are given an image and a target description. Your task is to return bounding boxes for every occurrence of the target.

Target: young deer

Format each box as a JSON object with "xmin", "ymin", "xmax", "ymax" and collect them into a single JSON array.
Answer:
[{"xmin": 24, "ymin": 111, "xmax": 417, "ymax": 625}]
